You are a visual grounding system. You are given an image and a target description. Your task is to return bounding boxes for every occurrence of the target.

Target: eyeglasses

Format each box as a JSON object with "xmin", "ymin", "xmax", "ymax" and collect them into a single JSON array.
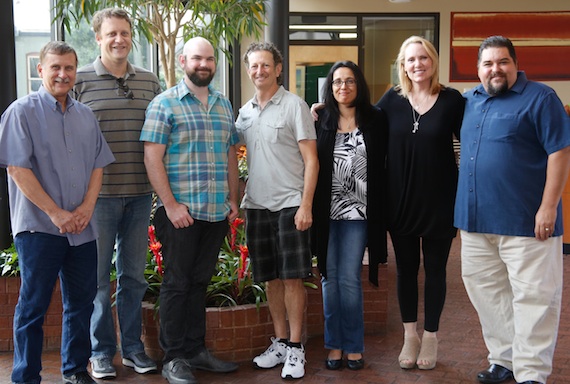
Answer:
[
  {"xmin": 116, "ymin": 78, "xmax": 134, "ymax": 99},
  {"xmin": 332, "ymin": 78, "xmax": 356, "ymax": 88}
]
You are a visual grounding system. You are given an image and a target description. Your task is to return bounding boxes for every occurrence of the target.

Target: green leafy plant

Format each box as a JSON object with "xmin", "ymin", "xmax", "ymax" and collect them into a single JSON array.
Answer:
[
  {"xmin": 145, "ymin": 218, "xmax": 267, "ymax": 309},
  {"xmin": 207, "ymin": 217, "xmax": 266, "ymax": 307},
  {"xmin": 0, "ymin": 243, "xmax": 18, "ymax": 277}
]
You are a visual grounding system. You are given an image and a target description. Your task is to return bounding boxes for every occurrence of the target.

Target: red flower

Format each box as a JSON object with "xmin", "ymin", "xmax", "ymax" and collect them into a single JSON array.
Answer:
[
  {"xmin": 148, "ymin": 225, "xmax": 164, "ymax": 276},
  {"xmin": 237, "ymin": 244, "xmax": 249, "ymax": 281},
  {"xmin": 229, "ymin": 217, "xmax": 245, "ymax": 251}
]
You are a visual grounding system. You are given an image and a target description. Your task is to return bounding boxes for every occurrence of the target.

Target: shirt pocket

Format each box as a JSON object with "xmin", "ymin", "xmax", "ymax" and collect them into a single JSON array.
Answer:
[
  {"xmin": 235, "ymin": 118, "xmax": 253, "ymax": 141},
  {"xmin": 485, "ymin": 113, "xmax": 520, "ymax": 142},
  {"xmin": 261, "ymin": 120, "xmax": 285, "ymax": 143}
]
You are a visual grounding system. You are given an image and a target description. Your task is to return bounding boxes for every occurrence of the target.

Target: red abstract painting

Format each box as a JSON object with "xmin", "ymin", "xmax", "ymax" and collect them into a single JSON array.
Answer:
[{"xmin": 450, "ymin": 12, "xmax": 570, "ymax": 81}]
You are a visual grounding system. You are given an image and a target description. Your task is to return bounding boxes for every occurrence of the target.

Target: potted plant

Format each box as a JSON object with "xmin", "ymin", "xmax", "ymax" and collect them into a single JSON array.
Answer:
[{"xmin": 145, "ymin": 215, "xmax": 267, "ymax": 305}]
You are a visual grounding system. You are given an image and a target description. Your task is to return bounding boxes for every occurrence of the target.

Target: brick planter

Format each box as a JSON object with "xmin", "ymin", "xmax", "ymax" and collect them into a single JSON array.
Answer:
[
  {"xmin": 0, "ymin": 277, "xmax": 63, "ymax": 352},
  {"xmin": 1, "ymin": 262, "xmax": 388, "ymax": 357},
  {"xmin": 141, "ymin": 263, "xmax": 388, "ymax": 362},
  {"xmin": 141, "ymin": 301, "xmax": 273, "ymax": 362}
]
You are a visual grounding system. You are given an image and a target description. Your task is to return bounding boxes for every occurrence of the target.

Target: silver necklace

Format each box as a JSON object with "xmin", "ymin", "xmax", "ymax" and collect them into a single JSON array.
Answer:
[
  {"xmin": 411, "ymin": 105, "xmax": 421, "ymax": 133},
  {"xmin": 410, "ymin": 93, "xmax": 429, "ymax": 133},
  {"xmin": 338, "ymin": 116, "xmax": 355, "ymax": 133}
]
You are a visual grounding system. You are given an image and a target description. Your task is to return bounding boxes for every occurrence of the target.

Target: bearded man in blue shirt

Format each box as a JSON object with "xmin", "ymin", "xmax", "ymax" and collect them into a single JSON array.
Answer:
[{"xmin": 455, "ymin": 35, "xmax": 570, "ymax": 384}]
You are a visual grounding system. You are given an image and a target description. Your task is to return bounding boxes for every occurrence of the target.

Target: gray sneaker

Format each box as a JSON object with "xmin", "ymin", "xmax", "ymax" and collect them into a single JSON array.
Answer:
[
  {"xmin": 162, "ymin": 358, "xmax": 197, "ymax": 384},
  {"xmin": 62, "ymin": 371, "xmax": 96, "ymax": 384},
  {"xmin": 122, "ymin": 351, "xmax": 157, "ymax": 374},
  {"xmin": 90, "ymin": 356, "xmax": 116, "ymax": 379}
]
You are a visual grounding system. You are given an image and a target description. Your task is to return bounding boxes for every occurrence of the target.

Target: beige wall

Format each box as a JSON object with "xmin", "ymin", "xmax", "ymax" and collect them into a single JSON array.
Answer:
[
  {"xmin": 289, "ymin": 46, "xmax": 358, "ymax": 98},
  {"xmin": 246, "ymin": 0, "xmax": 569, "ymax": 104}
]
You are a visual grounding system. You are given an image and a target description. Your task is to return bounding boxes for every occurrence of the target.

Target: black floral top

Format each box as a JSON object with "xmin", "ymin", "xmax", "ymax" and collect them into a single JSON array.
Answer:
[{"xmin": 330, "ymin": 129, "xmax": 367, "ymax": 220}]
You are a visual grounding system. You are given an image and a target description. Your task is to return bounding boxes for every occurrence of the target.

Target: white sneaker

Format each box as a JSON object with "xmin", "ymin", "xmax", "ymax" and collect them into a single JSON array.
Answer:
[
  {"xmin": 281, "ymin": 345, "xmax": 306, "ymax": 379},
  {"xmin": 253, "ymin": 337, "xmax": 288, "ymax": 369}
]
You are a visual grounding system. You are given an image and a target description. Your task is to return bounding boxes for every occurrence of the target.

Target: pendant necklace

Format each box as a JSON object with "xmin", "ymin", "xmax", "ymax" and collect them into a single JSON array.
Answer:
[
  {"xmin": 411, "ymin": 105, "xmax": 421, "ymax": 133},
  {"xmin": 410, "ymin": 93, "xmax": 428, "ymax": 134}
]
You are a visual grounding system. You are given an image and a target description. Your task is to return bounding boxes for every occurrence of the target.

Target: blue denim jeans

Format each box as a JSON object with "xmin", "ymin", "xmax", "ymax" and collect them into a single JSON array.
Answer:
[
  {"xmin": 322, "ymin": 220, "xmax": 368, "ymax": 354},
  {"xmin": 12, "ymin": 232, "xmax": 97, "ymax": 383},
  {"xmin": 153, "ymin": 207, "xmax": 228, "ymax": 361},
  {"xmin": 90, "ymin": 195, "xmax": 151, "ymax": 359}
]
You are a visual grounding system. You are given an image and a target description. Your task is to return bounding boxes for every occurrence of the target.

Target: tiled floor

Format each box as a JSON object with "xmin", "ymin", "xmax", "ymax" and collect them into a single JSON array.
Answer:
[{"xmin": 1, "ymin": 237, "xmax": 569, "ymax": 384}]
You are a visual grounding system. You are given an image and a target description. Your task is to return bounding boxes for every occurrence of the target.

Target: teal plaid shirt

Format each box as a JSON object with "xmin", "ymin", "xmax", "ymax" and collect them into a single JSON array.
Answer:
[{"xmin": 140, "ymin": 80, "xmax": 239, "ymax": 222}]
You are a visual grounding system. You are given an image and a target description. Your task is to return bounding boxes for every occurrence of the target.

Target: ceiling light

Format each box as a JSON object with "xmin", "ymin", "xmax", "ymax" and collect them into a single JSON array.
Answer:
[
  {"xmin": 339, "ymin": 33, "xmax": 358, "ymax": 39},
  {"xmin": 290, "ymin": 25, "xmax": 357, "ymax": 30}
]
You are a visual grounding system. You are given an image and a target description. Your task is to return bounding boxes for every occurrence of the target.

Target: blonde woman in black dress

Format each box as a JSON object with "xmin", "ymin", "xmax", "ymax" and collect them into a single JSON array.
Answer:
[{"xmin": 376, "ymin": 36, "xmax": 464, "ymax": 370}]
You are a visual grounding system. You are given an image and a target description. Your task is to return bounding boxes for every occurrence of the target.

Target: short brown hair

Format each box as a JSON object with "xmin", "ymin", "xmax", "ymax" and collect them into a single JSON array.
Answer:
[
  {"xmin": 92, "ymin": 7, "xmax": 132, "ymax": 35},
  {"xmin": 39, "ymin": 41, "xmax": 78, "ymax": 66}
]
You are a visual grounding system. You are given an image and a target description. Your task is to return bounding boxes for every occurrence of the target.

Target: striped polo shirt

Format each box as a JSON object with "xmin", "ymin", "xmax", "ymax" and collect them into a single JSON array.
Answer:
[{"xmin": 73, "ymin": 57, "xmax": 161, "ymax": 197}]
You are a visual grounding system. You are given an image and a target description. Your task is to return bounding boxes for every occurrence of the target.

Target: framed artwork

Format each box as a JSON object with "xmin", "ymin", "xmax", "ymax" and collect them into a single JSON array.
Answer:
[{"xmin": 450, "ymin": 12, "xmax": 570, "ymax": 81}]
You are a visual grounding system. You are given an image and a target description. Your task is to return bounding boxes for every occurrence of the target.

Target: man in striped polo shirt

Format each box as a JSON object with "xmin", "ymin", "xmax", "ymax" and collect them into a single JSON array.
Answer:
[{"xmin": 72, "ymin": 7, "xmax": 161, "ymax": 379}]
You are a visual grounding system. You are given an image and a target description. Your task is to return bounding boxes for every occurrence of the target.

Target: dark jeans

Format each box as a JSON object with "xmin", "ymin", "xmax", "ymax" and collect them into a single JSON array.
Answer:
[
  {"xmin": 154, "ymin": 207, "xmax": 228, "ymax": 362},
  {"xmin": 391, "ymin": 234, "xmax": 453, "ymax": 332},
  {"xmin": 12, "ymin": 232, "xmax": 97, "ymax": 383}
]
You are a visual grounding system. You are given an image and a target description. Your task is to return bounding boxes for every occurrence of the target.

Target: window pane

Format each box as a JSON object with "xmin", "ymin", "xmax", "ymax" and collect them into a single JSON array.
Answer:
[{"xmin": 14, "ymin": 0, "xmax": 51, "ymax": 98}]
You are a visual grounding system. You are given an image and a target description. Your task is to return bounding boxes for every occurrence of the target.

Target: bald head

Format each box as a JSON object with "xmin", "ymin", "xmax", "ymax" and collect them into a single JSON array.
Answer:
[
  {"xmin": 183, "ymin": 37, "xmax": 214, "ymax": 57},
  {"xmin": 179, "ymin": 37, "xmax": 216, "ymax": 88}
]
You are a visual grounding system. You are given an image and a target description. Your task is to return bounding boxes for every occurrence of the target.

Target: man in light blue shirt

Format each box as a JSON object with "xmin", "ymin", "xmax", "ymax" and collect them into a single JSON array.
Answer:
[
  {"xmin": 0, "ymin": 41, "xmax": 115, "ymax": 384},
  {"xmin": 455, "ymin": 36, "xmax": 570, "ymax": 384}
]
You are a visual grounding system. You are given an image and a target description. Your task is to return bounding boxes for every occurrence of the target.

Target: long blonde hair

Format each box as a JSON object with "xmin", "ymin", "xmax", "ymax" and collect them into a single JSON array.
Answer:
[{"xmin": 395, "ymin": 36, "xmax": 442, "ymax": 99}]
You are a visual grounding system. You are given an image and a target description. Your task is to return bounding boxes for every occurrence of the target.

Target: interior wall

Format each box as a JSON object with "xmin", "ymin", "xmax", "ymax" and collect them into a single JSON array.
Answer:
[
  {"xmin": 288, "ymin": 0, "xmax": 570, "ymax": 103},
  {"xmin": 289, "ymin": 45, "xmax": 358, "ymax": 98},
  {"xmin": 364, "ymin": 27, "xmax": 421, "ymax": 103}
]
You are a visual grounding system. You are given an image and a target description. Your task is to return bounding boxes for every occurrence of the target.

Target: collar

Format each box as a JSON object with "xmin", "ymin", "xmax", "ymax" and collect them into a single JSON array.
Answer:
[
  {"xmin": 93, "ymin": 56, "xmax": 136, "ymax": 79},
  {"xmin": 38, "ymin": 85, "xmax": 75, "ymax": 112},
  {"xmin": 473, "ymin": 70, "xmax": 528, "ymax": 97},
  {"xmin": 252, "ymin": 85, "xmax": 285, "ymax": 107},
  {"xmin": 175, "ymin": 80, "xmax": 218, "ymax": 102}
]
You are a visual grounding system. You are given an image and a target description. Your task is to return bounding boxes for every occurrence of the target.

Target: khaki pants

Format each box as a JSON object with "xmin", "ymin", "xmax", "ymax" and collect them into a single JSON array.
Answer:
[{"xmin": 460, "ymin": 231, "xmax": 563, "ymax": 384}]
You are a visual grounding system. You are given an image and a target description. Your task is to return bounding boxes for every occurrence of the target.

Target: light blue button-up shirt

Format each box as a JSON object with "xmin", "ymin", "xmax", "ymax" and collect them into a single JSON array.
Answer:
[{"xmin": 0, "ymin": 86, "xmax": 115, "ymax": 245}]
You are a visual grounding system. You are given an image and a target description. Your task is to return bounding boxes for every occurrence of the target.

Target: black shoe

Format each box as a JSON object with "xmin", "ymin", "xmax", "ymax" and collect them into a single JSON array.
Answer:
[
  {"xmin": 347, "ymin": 358, "xmax": 364, "ymax": 370},
  {"xmin": 325, "ymin": 358, "xmax": 342, "ymax": 370},
  {"xmin": 477, "ymin": 364, "xmax": 514, "ymax": 384},
  {"xmin": 187, "ymin": 349, "xmax": 239, "ymax": 373},
  {"xmin": 162, "ymin": 358, "xmax": 197, "ymax": 384},
  {"xmin": 62, "ymin": 371, "xmax": 96, "ymax": 384}
]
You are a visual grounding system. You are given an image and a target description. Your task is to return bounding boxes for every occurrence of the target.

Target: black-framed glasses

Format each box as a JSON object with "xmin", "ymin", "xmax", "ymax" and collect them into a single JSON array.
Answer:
[
  {"xmin": 332, "ymin": 78, "xmax": 356, "ymax": 88},
  {"xmin": 116, "ymin": 78, "xmax": 134, "ymax": 99}
]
